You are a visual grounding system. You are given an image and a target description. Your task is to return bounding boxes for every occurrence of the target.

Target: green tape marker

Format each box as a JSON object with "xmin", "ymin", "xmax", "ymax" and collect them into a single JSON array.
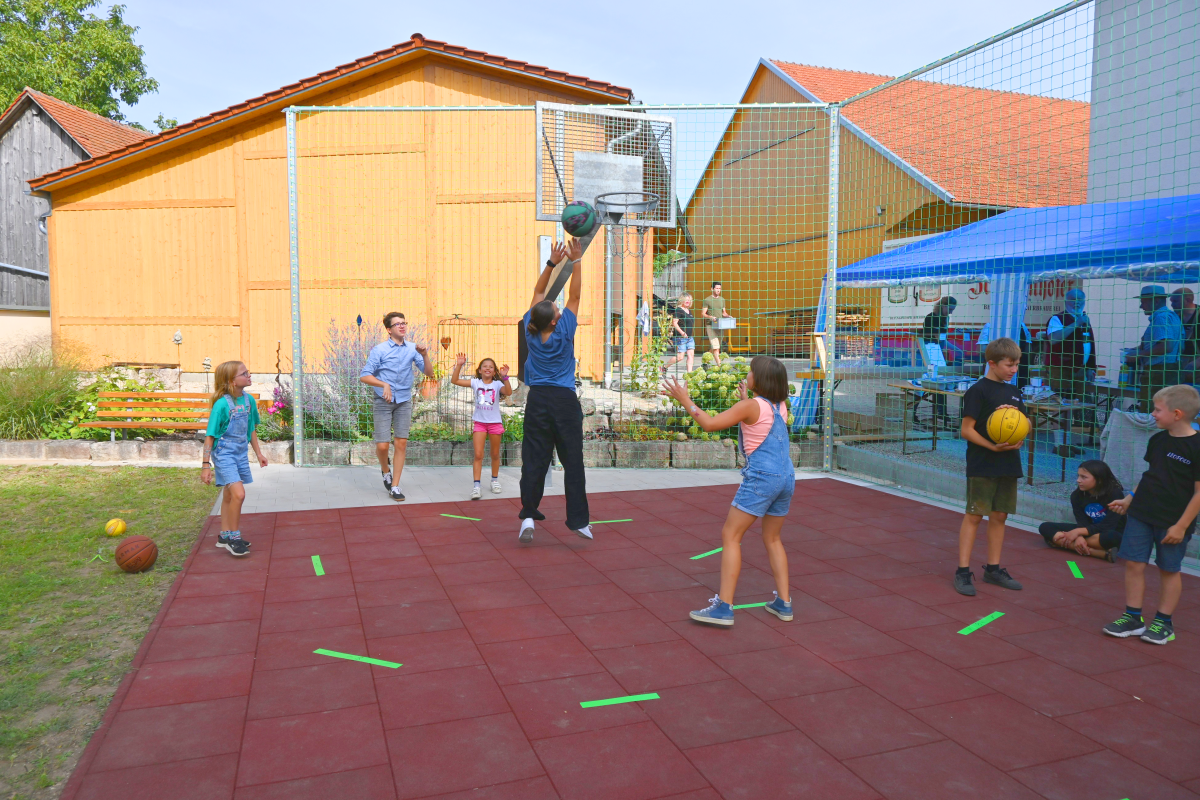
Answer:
[
  {"xmin": 732, "ymin": 602, "xmax": 768, "ymax": 609},
  {"xmin": 1067, "ymin": 561, "xmax": 1083, "ymax": 579},
  {"xmin": 591, "ymin": 519, "xmax": 633, "ymax": 524},
  {"xmin": 311, "ymin": 555, "xmax": 324, "ymax": 576},
  {"xmin": 440, "ymin": 513, "xmax": 481, "ymax": 521},
  {"xmin": 690, "ymin": 547, "xmax": 723, "ymax": 560},
  {"xmin": 958, "ymin": 611, "xmax": 1004, "ymax": 635},
  {"xmin": 580, "ymin": 692, "xmax": 660, "ymax": 708},
  {"xmin": 313, "ymin": 649, "xmax": 401, "ymax": 668}
]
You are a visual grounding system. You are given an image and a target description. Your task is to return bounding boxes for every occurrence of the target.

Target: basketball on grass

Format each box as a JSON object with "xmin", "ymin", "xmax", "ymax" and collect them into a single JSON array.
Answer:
[
  {"xmin": 115, "ymin": 535, "xmax": 158, "ymax": 573},
  {"xmin": 561, "ymin": 201, "xmax": 598, "ymax": 237},
  {"xmin": 104, "ymin": 518, "xmax": 126, "ymax": 537},
  {"xmin": 986, "ymin": 408, "xmax": 1030, "ymax": 446}
]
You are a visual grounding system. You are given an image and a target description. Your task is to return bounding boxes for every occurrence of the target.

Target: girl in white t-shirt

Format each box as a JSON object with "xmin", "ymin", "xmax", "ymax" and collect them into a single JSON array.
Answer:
[{"xmin": 451, "ymin": 353, "xmax": 513, "ymax": 499}]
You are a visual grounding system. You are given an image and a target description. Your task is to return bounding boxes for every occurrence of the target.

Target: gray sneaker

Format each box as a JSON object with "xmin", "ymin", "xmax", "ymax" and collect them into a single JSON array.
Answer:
[
  {"xmin": 982, "ymin": 567, "xmax": 1023, "ymax": 591},
  {"xmin": 1103, "ymin": 612, "xmax": 1146, "ymax": 638},
  {"xmin": 953, "ymin": 570, "xmax": 977, "ymax": 596}
]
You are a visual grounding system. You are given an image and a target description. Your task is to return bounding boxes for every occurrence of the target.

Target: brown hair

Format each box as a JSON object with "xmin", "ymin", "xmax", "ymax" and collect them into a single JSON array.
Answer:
[
  {"xmin": 749, "ymin": 356, "xmax": 788, "ymax": 403},
  {"xmin": 211, "ymin": 360, "xmax": 245, "ymax": 407},
  {"xmin": 983, "ymin": 337, "xmax": 1021, "ymax": 363},
  {"xmin": 527, "ymin": 300, "xmax": 556, "ymax": 336},
  {"xmin": 382, "ymin": 311, "xmax": 405, "ymax": 330},
  {"xmin": 475, "ymin": 358, "xmax": 499, "ymax": 381},
  {"xmin": 1154, "ymin": 384, "xmax": 1200, "ymax": 419}
]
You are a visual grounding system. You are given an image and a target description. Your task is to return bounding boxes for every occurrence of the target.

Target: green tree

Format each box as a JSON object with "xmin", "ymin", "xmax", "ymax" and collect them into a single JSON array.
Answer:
[{"xmin": 0, "ymin": 0, "xmax": 158, "ymax": 122}]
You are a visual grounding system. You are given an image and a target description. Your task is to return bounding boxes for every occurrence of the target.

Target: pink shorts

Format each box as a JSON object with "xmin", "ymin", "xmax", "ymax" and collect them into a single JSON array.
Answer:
[{"xmin": 473, "ymin": 421, "xmax": 504, "ymax": 436}]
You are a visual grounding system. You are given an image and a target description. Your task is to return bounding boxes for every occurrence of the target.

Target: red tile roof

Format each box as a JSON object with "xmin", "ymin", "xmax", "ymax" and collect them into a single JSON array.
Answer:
[
  {"xmin": 770, "ymin": 61, "xmax": 1090, "ymax": 208},
  {"xmin": 30, "ymin": 34, "xmax": 633, "ymax": 191},
  {"xmin": 0, "ymin": 88, "xmax": 150, "ymax": 157}
]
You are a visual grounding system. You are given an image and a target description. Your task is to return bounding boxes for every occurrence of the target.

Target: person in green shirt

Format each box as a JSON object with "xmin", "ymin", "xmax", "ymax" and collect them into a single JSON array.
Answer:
[
  {"xmin": 201, "ymin": 360, "xmax": 268, "ymax": 557},
  {"xmin": 702, "ymin": 281, "xmax": 731, "ymax": 365}
]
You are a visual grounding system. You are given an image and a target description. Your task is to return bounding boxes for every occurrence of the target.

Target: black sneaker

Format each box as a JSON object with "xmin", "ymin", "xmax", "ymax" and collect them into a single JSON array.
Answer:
[
  {"xmin": 1140, "ymin": 619, "xmax": 1175, "ymax": 645},
  {"xmin": 982, "ymin": 567, "xmax": 1023, "ymax": 591},
  {"xmin": 220, "ymin": 538, "xmax": 250, "ymax": 557},
  {"xmin": 217, "ymin": 531, "xmax": 252, "ymax": 550},
  {"xmin": 390, "ymin": 486, "xmax": 405, "ymax": 501},
  {"xmin": 953, "ymin": 570, "xmax": 977, "ymax": 596},
  {"xmin": 382, "ymin": 470, "xmax": 392, "ymax": 492},
  {"xmin": 1102, "ymin": 612, "xmax": 1146, "ymax": 638}
]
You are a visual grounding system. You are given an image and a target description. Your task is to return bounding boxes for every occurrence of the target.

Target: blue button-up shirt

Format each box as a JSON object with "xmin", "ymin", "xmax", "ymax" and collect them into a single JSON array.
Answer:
[
  {"xmin": 1142, "ymin": 305, "xmax": 1183, "ymax": 365},
  {"xmin": 360, "ymin": 339, "xmax": 426, "ymax": 402}
]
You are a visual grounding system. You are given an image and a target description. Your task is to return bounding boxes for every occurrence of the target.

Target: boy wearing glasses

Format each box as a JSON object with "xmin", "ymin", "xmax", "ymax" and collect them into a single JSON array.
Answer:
[{"xmin": 360, "ymin": 312, "xmax": 434, "ymax": 500}]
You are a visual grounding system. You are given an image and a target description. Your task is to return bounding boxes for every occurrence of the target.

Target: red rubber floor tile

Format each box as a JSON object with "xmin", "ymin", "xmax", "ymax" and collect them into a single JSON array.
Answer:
[
  {"xmin": 532, "ymin": 721, "xmax": 708, "ymax": 800},
  {"xmin": 594, "ymin": 639, "xmax": 728, "ymax": 694},
  {"xmin": 122, "ymin": 653, "xmax": 254, "ymax": 710},
  {"xmin": 232, "ymin": 764, "xmax": 396, "ymax": 800},
  {"xmin": 1010, "ymin": 749, "xmax": 1200, "ymax": 800},
  {"xmin": 889, "ymin": 623, "xmax": 1035, "ymax": 670},
  {"xmin": 142, "ymin": 620, "xmax": 259, "ymax": 664},
  {"xmin": 255, "ymin": 624, "xmax": 368, "ymax": 672},
  {"xmin": 1094, "ymin": 662, "xmax": 1200, "ymax": 724},
  {"xmin": 865, "ymin": 541, "xmax": 956, "ymax": 564},
  {"xmin": 964, "ymin": 656, "xmax": 1133, "ymax": 717},
  {"xmin": 479, "ymin": 633, "xmax": 605, "ymax": 685},
  {"xmin": 686, "ymin": 730, "xmax": 881, "ymax": 800},
  {"xmin": 423, "ymin": 542, "xmax": 504, "ymax": 565},
  {"xmin": 177, "ymin": 571, "xmax": 267, "ymax": 598},
  {"xmin": 831, "ymin": 594, "xmax": 955, "ymax": 632},
  {"xmin": 771, "ymin": 686, "xmax": 943, "ymax": 759},
  {"xmin": 578, "ymin": 546, "xmax": 665, "ymax": 572},
  {"xmin": 537, "ymin": 582, "xmax": 641, "ymax": 617},
  {"xmin": 361, "ymin": 599, "xmax": 463, "ymax": 639},
  {"xmin": 246, "ymin": 660, "xmax": 377, "ymax": 720},
  {"xmin": 912, "ymin": 693, "xmax": 1103, "ymax": 771},
  {"xmin": 1003, "ymin": 624, "xmax": 1162, "ymax": 674},
  {"xmin": 631, "ymin": 586, "xmax": 722, "ymax": 622},
  {"xmin": 412, "ymin": 776, "xmax": 559, "ymax": 800},
  {"xmin": 562, "ymin": 608, "xmax": 681, "ymax": 650},
  {"xmin": 837, "ymin": 650, "xmax": 995, "ymax": 710},
  {"xmin": 642, "ymin": 678, "xmax": 793, "ymax": 750},
  {"xmin": 516, "ymin": 562, "xmax": 609, "ymax": 590},
  {"xmin": 499, "ymin": 543, "xmax": 584, "ymax": 568},
  {"xmin": 413, "ymin": 526, "xmax": 488, "ymax": 547},
  {"xmin": 445, "ymin": 578, "xmax": 543, "ymax": 612},
  {"xmin": 272, "ymin": 536, "xmax": 345, "ymax": 559},
  {"xmin": 668, "ymin": 613, "xmax": 792, "ymax": 657},
  {"xmin": 846, "ymin": 739, "xmax": 1043, "ymax": 800},
  {"xmin": 268, "ymin": 553, "xmax": 349, "ymax": 579},
  {"xmin": 873, "ymin": 574, "xmax": 979, "ymax": 607},
  {"xmin": 260, "ymin": 595, "xmax": 361, "ymax": 635},
  {"xmin": 782, "ymin": 617, "xmax": 910, "ymax": 663},
  {"xmin": 161, "ymin": 592, "xmax": 263, "ymax": 628},
  {"xmin": 605, "ymin": 565, "xmax": 703, "ymax": 594},
  {"xmin": 375, "ymin": 664, "xmax": 509, "ymax": 729},
  {"xmin": 713, "ymin": 644, "xmax": 858, "ymax": 701},
  {"xmin": 788, "ymin": 539, "xmax": 877, "ymax": 561},
  {"xmin": 435, "ymin": 559, "xmax": 522, "ymax": 586},
  {"xmin": 793, "ymin": 571, "xmax": 893, "ymax": 602},
  {"xmin": 386, "ymin": 713, "xmax": 544, "ymax": 799},
  {"xmin": 346, "ymin": 539, "xmax": 423, "ymax": 561},
  {"xmin": 75, "ymin": 753, "xmax": 239, "ymax": 800},
  {"xmin": 503, "ymin": 671, "xmax": 650, "ymax": 739},
  {"xmin": 89, "ymin": 696, "xmax": 246, "ymax": 772},
  {"xmin": 460, "ymin": 603, "xmax": 570, "ymax": 644},
  {"xmin": 356, "ymin": 575, "xmax": 448, "ymax": 608},
  {"xmin": 265, "ymin": 572, "xmax": 356, "ymax": 603},
  {"xmin": 366, "ymin": 628, "xmax": 484, "ymax": 676},
  {"xmin": 826, "ymin": 554, "xmax": 929, "ymax": 581},
  {"xmin": 930, "ymin": 597, "xmax": 1066, "ymax": 636},
  {"xmin": 1057, "ymin": 700, "xmax": 1200, "ymax": 782},
  {"xmin": 237, "ymin": 703, "xmax": 389, "ymax": 787},
  {"xmin": 352, "ymin": 555, "xmax": 435, "ymax": 582}
]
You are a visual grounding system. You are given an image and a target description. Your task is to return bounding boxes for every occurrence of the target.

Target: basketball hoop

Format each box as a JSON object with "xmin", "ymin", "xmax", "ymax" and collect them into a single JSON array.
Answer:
[{"xmin": 595, "ymin": 191, "xmax": 661, "ymax": 226}]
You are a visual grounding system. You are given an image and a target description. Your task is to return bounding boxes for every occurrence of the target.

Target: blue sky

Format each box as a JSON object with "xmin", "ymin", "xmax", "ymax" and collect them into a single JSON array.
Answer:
[{"xmin": 118, "ymin": 0, "xmax": 1068, "ymax": 129}]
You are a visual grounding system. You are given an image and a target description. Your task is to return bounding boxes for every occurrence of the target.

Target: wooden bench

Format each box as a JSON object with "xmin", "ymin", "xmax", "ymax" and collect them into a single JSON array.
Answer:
[{"xmin": 80, "ymin": 392, "xmax": 267, "ymax": 439}]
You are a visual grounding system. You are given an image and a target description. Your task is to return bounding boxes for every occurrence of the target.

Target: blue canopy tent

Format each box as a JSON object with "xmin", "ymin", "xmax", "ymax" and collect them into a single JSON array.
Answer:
[{"xmin": 818, "ymin": 194, "xmax": 1200, "ymax": 345}]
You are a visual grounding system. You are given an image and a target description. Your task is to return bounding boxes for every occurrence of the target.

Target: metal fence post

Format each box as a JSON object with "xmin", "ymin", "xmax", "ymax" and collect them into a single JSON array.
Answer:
[
  {"xmin": 286, "ymin": 108, "xmax": 304, "ymax": 466},
  {"xmin": 822, "ymin": 105, "xmax": 840, "ymax": 473}
]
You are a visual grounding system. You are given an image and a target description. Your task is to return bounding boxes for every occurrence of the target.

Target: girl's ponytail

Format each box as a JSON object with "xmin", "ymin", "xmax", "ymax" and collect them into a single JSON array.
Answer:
[{"xmin": 527, "ymin": 300, "xmax": 556, "ymax": 336}]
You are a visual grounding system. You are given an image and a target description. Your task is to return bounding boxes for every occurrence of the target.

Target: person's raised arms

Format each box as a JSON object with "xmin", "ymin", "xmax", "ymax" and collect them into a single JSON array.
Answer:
[
  {"xmin": 563, "ymin": 238, "xmax": 584, "ymax": 316},
  {"xmin": 498, "ymin": 364, "xmax": 513, "ymax": 397},
  {"xmin": 663, "ymin": 377, "xmax": 759, "ymax": 433},
  {"xmin": 530, "ymin": 241, "xmax": 574, "ymax": 310},
  {"xmin": 450, "ymin": 353, "xmax": 472, "ymax": 388}
]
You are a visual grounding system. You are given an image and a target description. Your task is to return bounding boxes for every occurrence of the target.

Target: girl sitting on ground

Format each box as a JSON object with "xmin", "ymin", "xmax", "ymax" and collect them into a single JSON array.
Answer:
[
  {"xmin": 451, "ymin": 353, "xmax": 512, "ymax": 500},
  {"xmin": 664, "ymin": 355, "xmax": 794, "ymax": 626},
  {"xmin": 1038, "ymin": 459, "xmax": 1126, "ymax": 561}
]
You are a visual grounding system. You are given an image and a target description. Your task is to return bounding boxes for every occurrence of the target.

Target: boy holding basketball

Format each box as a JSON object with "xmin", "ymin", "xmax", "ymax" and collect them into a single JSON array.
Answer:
[
  {"xmin": 954, "ymin": 337, "xmax": 1027, "ymax": 596},
  {"xmin": 1103, "ymin": 385, "xmax": 1200, "ymax": 645}
]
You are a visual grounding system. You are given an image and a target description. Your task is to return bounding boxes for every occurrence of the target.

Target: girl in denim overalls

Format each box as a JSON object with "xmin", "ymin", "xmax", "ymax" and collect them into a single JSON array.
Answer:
[
  {"xmin": 201, "ymin": 361, "xmax": 269, "ymax": 557},
  {"xmin": 664, "ymin": 356, "xmax": 794, "ymax": 626}
]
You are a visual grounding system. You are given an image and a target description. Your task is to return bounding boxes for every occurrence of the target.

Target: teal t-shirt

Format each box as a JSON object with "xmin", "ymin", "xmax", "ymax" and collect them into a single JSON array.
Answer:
[{"xmin": 205, "ymin": 393, "xmax": 260, "ymax": 441}]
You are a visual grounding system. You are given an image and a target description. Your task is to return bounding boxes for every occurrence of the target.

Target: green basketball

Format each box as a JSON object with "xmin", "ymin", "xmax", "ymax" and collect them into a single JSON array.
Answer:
[{"xmin": 561, "ymin": 201, "xmax": 598, "ymax": 237}]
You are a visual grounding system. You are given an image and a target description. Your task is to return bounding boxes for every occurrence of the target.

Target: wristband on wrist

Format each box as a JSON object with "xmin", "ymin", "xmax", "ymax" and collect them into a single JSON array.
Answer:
[{"xmin": 545, "ymin": 259, "xmax": 555, "ymax": 269}]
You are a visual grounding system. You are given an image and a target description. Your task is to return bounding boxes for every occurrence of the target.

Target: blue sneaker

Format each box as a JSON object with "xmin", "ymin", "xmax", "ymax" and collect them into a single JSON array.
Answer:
[
  {"xmin": 690, "ymin": 595, "xmax": 734, "ymax": 627},
  {"xmin": 764, "ymin": 591, "xmax": 793, "ymax": 621}
]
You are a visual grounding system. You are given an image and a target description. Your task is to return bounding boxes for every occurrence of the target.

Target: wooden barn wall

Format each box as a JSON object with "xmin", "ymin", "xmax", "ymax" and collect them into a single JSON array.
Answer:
[
  {"xmin": 48, "ymin": 57, "xmax": 627, "ymax": 376},
  {"xmin": 0, "ymin": 106, "xmax": 85, "ymax": 307}
]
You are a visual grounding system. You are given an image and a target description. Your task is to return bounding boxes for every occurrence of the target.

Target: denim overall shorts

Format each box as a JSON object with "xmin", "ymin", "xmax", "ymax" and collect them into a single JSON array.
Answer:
[
  {"xmin": 731, "ymin": 401, "xmax": 794, "ymax": 517},
  {"xmin": 212, "ymin": 395, "xmax": 253, "ymax": 487}
]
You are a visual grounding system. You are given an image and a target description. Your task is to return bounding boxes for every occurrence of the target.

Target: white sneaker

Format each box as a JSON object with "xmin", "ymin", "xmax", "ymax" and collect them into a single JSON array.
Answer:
[
  {"xmin": 519, "ymin": 519, "xmax": 535, "ymax": 543},
  {"xmin": 575, "ymin": 525, "xmax": 594, "ymax": 540},
  {"xmin": 471, "ymin": 485, "xmax": 482, "ymax": 500},
  {"xmin": 490, "ymin": 478, "xmax": 502, "ymax": 494}
]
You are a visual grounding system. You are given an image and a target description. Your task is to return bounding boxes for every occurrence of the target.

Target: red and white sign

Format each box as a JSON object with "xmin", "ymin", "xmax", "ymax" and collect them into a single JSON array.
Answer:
[{"xmin": 880, "ymin": 278, "xmax": 1081, "ymax": 331}]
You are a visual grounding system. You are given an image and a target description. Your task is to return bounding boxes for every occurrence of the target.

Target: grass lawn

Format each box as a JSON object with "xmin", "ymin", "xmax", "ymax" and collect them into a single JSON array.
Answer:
[{"xmin": 0, "ymin": 466, "xmax": 216, "ymax": 799}]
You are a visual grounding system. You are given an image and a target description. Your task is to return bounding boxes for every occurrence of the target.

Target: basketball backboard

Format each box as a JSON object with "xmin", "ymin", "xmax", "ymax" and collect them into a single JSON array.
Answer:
[{"xmin": 535, "ymin": 102, "xmax": 676, "ymax": 228}]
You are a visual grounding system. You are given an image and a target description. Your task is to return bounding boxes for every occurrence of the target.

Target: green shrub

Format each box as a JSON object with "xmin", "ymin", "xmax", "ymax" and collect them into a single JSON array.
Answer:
[
  {"xmin": 0, "ymin": 341, "xmax": 93, "ymax": 440},
  {"xmin": 43, "ymin": 364, "xmax": 169, "ymax": 441}
]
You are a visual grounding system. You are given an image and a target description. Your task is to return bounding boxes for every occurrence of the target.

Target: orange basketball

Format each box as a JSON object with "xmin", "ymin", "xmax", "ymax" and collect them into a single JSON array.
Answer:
[{"xmin": 114, "ymin": 535, "xmax": 158, "ymax": 573}]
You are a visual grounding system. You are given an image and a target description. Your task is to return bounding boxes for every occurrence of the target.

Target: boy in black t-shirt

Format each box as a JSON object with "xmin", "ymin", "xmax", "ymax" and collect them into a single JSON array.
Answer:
[
  {"xmin": 1104, "ymin": 384, "xmax": 1200, "ymax": 645},
  {"xmin": 954, "ymin": 338, "xmax": 1028, "ymax": 596}
]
